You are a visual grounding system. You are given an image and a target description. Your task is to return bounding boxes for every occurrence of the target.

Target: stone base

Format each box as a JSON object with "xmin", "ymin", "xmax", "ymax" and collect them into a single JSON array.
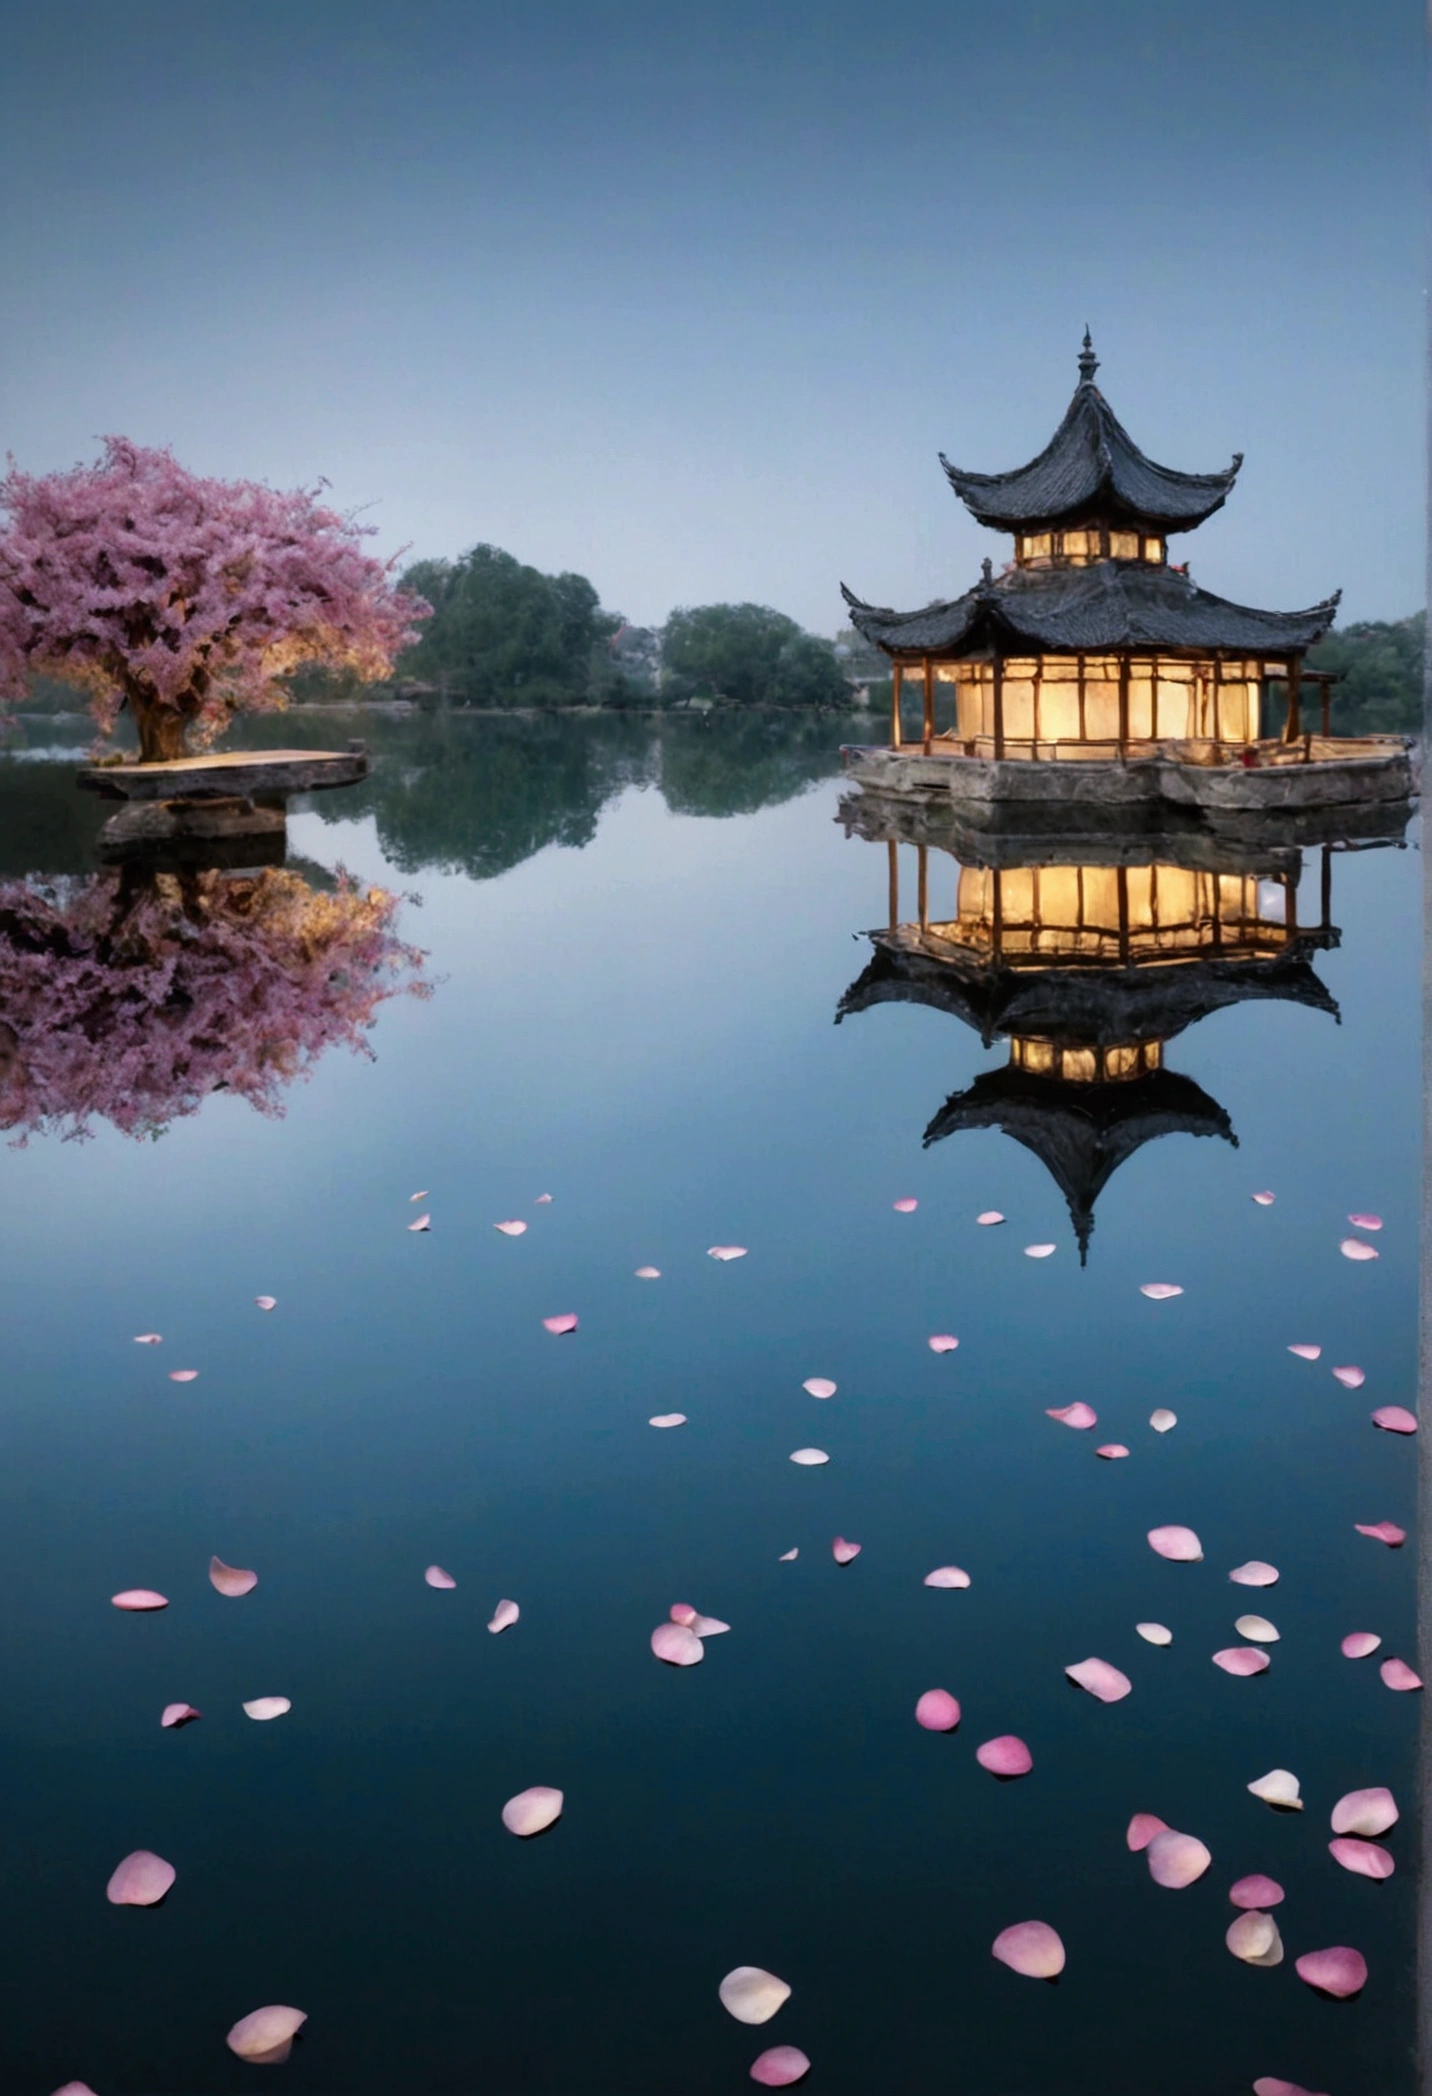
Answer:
[{"xmin": 97, "ymin": 799, "xmax": 287, "ymax": 871}]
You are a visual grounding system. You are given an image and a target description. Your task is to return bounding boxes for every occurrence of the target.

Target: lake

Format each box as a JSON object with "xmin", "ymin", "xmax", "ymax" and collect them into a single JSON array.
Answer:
[{"xmin": 0, "ymin": 710, "xmax": 1418, "ymax": 2094}]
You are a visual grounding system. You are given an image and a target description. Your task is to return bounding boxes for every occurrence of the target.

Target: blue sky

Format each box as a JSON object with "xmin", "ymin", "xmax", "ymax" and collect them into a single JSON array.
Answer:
[{"xmin": 1, "ymin": 0, "xmax": 1422, "ymax": 632}]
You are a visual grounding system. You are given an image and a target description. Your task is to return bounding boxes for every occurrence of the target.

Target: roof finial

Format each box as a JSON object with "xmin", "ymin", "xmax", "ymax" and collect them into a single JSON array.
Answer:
[
  {"xmin": 981, "ymin": 556, "xmax": 994, "ymax": 586},
  {"xmin": 1078, "ymin": 327, "xmax": 1098, "ymax": 384}
]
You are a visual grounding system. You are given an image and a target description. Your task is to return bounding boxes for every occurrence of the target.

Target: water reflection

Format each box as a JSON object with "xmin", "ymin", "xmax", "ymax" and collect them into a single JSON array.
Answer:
[
  {"xmin": 833, "ymin": 801, "xmax": 1395, "ymax": 1260},
  {"xmin": 0, "ymin": 858, "xmax": 426, "ymax": 1141}
]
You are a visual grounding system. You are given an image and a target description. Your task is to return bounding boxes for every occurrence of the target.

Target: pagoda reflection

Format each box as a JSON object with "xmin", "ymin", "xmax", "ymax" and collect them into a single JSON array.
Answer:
[{"xmin": 835, "ymin": 804, "xmax": 1366, "ymax": 1261}]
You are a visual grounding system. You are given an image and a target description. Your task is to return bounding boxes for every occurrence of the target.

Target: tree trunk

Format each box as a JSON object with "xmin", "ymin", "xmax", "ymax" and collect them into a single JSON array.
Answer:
[{"xmin": 132, "ymin": 695, "xmax": 192, "ymax": 764}]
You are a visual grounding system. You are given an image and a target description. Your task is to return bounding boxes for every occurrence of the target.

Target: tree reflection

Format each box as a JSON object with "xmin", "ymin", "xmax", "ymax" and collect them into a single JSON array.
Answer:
[{"xmin": 0, "ymin": 862, "xmax": 426, "ymax": 1141}]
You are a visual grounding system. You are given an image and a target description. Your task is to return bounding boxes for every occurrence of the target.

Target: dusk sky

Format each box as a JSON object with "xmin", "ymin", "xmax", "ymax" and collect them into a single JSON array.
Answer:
[{"xmin": 2, "ymin": 0, "xmax": 1422, "ymax": 634}]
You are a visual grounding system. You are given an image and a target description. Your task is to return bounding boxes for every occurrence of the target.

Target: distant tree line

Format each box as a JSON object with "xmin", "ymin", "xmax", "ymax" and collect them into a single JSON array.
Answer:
[{"xmin": 1307, "ymin": 613, "xmax": 1423, "ymax": 735}]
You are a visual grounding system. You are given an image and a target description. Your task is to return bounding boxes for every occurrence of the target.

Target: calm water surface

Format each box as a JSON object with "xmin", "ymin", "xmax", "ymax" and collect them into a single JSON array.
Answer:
[{"xmin": 0, "ymin": 714, "xmax": 1419, "ymax": 2094}]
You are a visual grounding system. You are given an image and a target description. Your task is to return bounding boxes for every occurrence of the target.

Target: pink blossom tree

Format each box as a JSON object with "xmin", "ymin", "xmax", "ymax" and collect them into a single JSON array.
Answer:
[
  {"xmin": 0, "ymin": 439, "xmax": 429, "ymax": 761},
  {"xmin": 0, "ymin": 864, "xmax": 427, "ymax": 1142}
]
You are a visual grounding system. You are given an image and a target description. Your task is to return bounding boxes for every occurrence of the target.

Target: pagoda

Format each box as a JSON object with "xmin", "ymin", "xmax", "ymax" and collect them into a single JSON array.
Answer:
[{"xmin": 839, "ymin": 338, "xmax": 1416, "ymax": 817}]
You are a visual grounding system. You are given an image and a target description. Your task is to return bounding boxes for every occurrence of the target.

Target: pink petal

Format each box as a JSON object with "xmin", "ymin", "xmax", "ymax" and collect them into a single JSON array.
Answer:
[
  {"xmin": 802, "ymin": 1378, "xmax": 837, "ymax": 1399},
  {"xmin": 424, "ymin": 1565, "xmax": 456, "ymax": 1589},
  {"xmin": 410, "ymin": 1190, "xmax": 428, "ymax": 1201},
  {"xmin": 778, "ymin": 1548, "xmax": 798, "ymax": 1561},
  {"xmin": 1355, "ymin": 1520, "xmax": 1406, "ymax": 1546},
  {"xmin": 1253, "ymin": 2082, "xmax": 1329, "ymax": 2096},
  {"xmin": 690, "ymin": 1613, "xmax": 730, "ymax": 1637},
  {"xmin": 487, "ymin": 1598, "xmax": 519, "ymax": 1634},
  {"xmin": 133, "ymin": 1333, "xmax": 162, "ymax": 1344},
  {"xmin": 1294, "ymin": 1945, "xmax": 1367, "ymax": 1998},
  {"xmin": 1140, "ymin": 1283, "xmax": 1184, "ymax": 1300},
  {"xmin": 1213, "ymin": 1646, "xmax": 1270, "ymax": 1676},
  {"xmin": 1146, "ymin": 1829, "xmax": 1212, "ymax": 1888},
  {"xmin": 542, "ymin": 1313, "xmax": 578, "ymax": 1335},
  {"xmin": 1329, "ymin": 1836, "xmax": 1395, "ymax": 1879},
  {"xmin": 1341, "ymin": 1631, "xmax": 1381, "ymax": 1658},
  {"xmin": 1331, "ymin": 1364, "xmax": 1365, "ymax": 1389},
  {"xmin": 1252, "ymin": 1191, "xmax": 1276, "ymax": 1205},
  {"xmin": 991, "ymin": 1920, "xmax": 1064, "ymax": 1978},
  {"xmin": 914, "ymin": 1688, "xmax": 961, "ymax": 1731},
  {"xmin": 1331, "ymin": 1786, "xmax": 1398, "ymax": 1836},
  {"xmin": 1287, "ymin": 1343, "xmax": 1321, "ymax": 1360},
  {"xmin": 927, "ymin": 1334, "xmax": 959, "ymax": 1354},
  {"xmin": 242, "ymin": 1696, "xmax": 290, "ymax": 1720},
  {"xmin": 1125, "ymin": 1813, "xmax": 1169, "ymax": 1852},
  {"xmin": 892, "ymin": 1197, "xmax": 918, "ymax": 1213},
  {"xmin": 208, "ymin": 1556, "xmax": 257, "ymax": 1598},
  {"xmin": 254, "ymin": 1296, "xmax": 277, "ymax": 1311},
  {"xmin": 111, "ymin": 1589, "xmax": 167, "ymax": 1611},
  {"xmin": 1226, "ymin": 1910, "xmax": 1282, "ymax": 1964},
  {"xmin": 1046, "ymin": 1402, "xmax": 1097, "ymax": 1429},
  {"xmin": 749, "ymin": 2046, "xmax": 811, "ymax": 2088},
  {"xmin": 493, "ymin": 1220, "xmax": 527, "ymax": 1236},
  {"xmin": 923, "ymin": 1565, "xmax": 971, "ymax": 1589},
  {"xmin": 160, "ymin": 1703, "xmax": 201, "ymax": 1728},
  {"xmin": 1065, "ymin": 1657, "xmax": 1131, "ymax": 1702},
  {"xmin": 226, "ymin": 2006, "xmax": 308, "ymax": 2064},
  {"xmin": 1348, "ymin": 1212, "xmax": 1383, "ymax": 1230},
  {"xmin": 707, "ymin": 1245, "xmax": 748, "ymax": 1261},
  {"xmin": 1339, "ymin": 1238, "xmax": 1378, "ymax": 1261},
  {"xmin": 1149, "ymin": 1408, "xmax": 1177, "ymax": 1433},
  {"xmin": 408, "ymin": 1214, "xmax": 431, "ymax": 1232},
  {"xmin": 106, "ymin": 1849, "xmax": 176, "ymax": 1906},
  {"xmin": 501, "ymin": 1784, "xmax": 563, "ymax": 1836},
  {"xmin": 168, "ymin": 1370, "xmax": 198, "ymax": 1383},
  {"xmin": 49, "ymin": 2083, "xmax": 102, "ymax": 2094},
  {"xmin": 788, "ymin": 1448, "xmax": 829, "ymax": 1465},
  {"xmin": 1372, "ymin": 1405, "xmax": 1417, "ymax": 1433},
  {"xmin": 669, "ymin": 1604, "xmax": 698, "ymax": 1626},
  {"xmin": 976, "ymin": 1734, "xmax": 1032, "ymax": 1777},
  {"xmin": 534, "ymin": 1192, "xmax": 552, "ymax": 1203},
  {"xmin": 831, "ymin": 1536, "xmax": 861, "ymax": 1565},
  {"xmin": 1024, "ymin": 1243, "xmax": 1056, "ymax": 1258},
  {"xmin": 649, "ymin": 1413, "xmax": 688, "ymax": 1428},
  {"xmin": 977, "ymin": 1210, "xmax": 1005, "ymax": 1225},
  {"xmin": 635, "ymin": 1266, "xmax": 661, "ymax": 1279},
  {"xmin": 1095, "ymin": 1443, "xmax": 1130, "ymax": 1459},
  {"xmin": 651, "ymin": 1622, "xmax": 703, "ymax": 1666},
  {"xmin": 1380, "ymin": 1656, "xmax": 1422, "ymax": 1692},
  {"xmin": 1229, "ymin": 1560, "xmax": 1279, "ymax": 1586},
  {"xmin": 1148, "ymin": 1524, "xmax": 1203, "ymax": 1562},
  {"xmin": 1230, "ymin": 1874, "xmax": 1284, "ymax": 1909},
  {"xmin": 719, "ymin": 1968, "xmax": 791, "ymax": 2024}
]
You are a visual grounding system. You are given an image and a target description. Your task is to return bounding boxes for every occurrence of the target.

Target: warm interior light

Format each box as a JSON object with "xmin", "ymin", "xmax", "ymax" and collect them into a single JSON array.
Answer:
[
  {"xmin": 937, "ymin": 863, "xmax": 1293, "ymax": 964},
  {"xmin": 940, "ymin": 653, "xmax": 1261, "ymax": 751}
]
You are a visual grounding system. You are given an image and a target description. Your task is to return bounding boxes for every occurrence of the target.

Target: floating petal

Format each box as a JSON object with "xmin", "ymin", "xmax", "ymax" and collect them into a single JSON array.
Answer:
[
  {"xmin": 1354, "ymin": 1521, "xmax": 1406, "ymax": 1546},
  {"xmin": 749, "ymin": 2046, "xmax": 810, "ymax": 2087},
  {"xmin": 1348, "ymin": 1212, "xmax": 1382, "ymax": 1231},
  {"xmin": 669, "ymin": 1605, "xmax": 698, "ymax": 1626},
  {"xmin": 494, "ymin": 1220, "xmax": 527, "ymax": 1237},
  {"xmin": 977, "ymin": 1211, "xmax": 1005, "ymax": 1226},
  {"xmin": 1253, "ymin": 2082, "xmax": 1328, "ymax": 2096},
  {"xmin": 1235, "ymin": 1615, "xmax": 1279, "ymax": 1643},
  {"xmin": 788, "ymin": 1448, "xmax": 828, "ymax": 1466},
  {"xmin": 111, "ymin": 1589, "xmax": 167, "ymax": 1611},
  {"xmin": 1213, "ymin": 1647, "xmax": 1269, "ymax": 1676},
  {"xmin": 1380, "ymin": 1657, "xmax": 1422, "ymax": 1692},
  {"xmin": 832, "ymin": 1536, "xmax": 861, "ymax": 1565},
  {"xmin": 976, "ymin": 1735, "xmax": 1032, "ymax": 1776},
  {"xmin": 209, "ymin": 1556, "xmax": 258, "ymax": 1598},
  {"xmin": 690, "ymin": 1614, "xmax": 730, "ymax": 1637},
  {"xmin": 1252, "ymin": 1191, "xmax": 1276, "ymax": 1206},
  {"xmin": 1024, "ymin": 1244, "xmax": 1056, "ymax": 1259},
  {"xmin": 1339, "ymin": 1238, "xmax": 1378, "ymax": 1262},
  {"xmin": 991, "ymin": 1920, "xmax": 1064, "ymax": 1978},
  {"xmin": 1125, "ymin": 1813, "xmax": 1168, "ymax": 1852},
  {"xmin": 534, "ymin": 1192, "xmax": 552, "ymax": 1204},
  {"xmin": 1229, "ymin": 1561, "xmax": 1279, "ymax": 1586},
  {"xmin": 649, "ymin": 1413, "xmax": 688, "ymax": 1428},
  {"xmin": 1294, "ymin": 1946, "xmax": 1367, "ymax": 1998},
  {"xmin": 1372, "ymin": 1405, "xmax": 1417, "ymax": 1434},
  {"xmin": 408, "ymin": 1215, "xmax": 430, "ymax": 1232},
  {"xmin": 160, "ymin": 1703, "xmax": 201, "ymax": 1728},
  {"xmin": 719, "ymin": 1968, "xmax": 791, "ymax": 2025},
  {"xmin": 1146, "ymin": 1830, "xmax": 1212, "ymax": 1888},
  {"xmin": 424, "ymin": 1565, "xmax": 456, "ymax": 1589},
  {"xmin": 1096, "ymin": 1443, "xmax": 1129, "ymax": 1459},
  {"xmin": 635, "ymin": 1266, "xmax": 661, "ymax": 1279},
  {"xmin": 488, "ymin": 1599, "xmax": 519, "ymax": 1634},
  {"xmin": 1148, "ymin": 1525, "xmax": 1203, "ymax": 1562},
  {"xmin": 778, "ymin": 1549, "xmax": 798, "ymax": 1562},
  {"xmin": 1247, "ymin": 1769, "xmax": 1301, "ymax": 1809},
  {"xmin": 1331, "ymin": 1365, "xmax": 1365, "ymax": 1389},
  {"xmin": 1287, "ymin": 1343, "xmax": 1321, "ymax": 1360},
  {"xmin": 106, "ymin": 1850, "xmax": 176, "ymax": 1906},
  {"xmin": 1046, "ymin": 1403, "xmax": 1096, "ymax": 1429},
  {"xmin": 133, "ymin": 1333, "xmax": 162, "ymax": 1344},
  {"xmin": 1341, "ymin": 1632, "xmax": 1381, "ymax": 1658},
  {"xmin": 542, "ymin": 1312, "xmax": 578, "ymax": 1335},
  {"xmin": 254, "ymin": 1296, "xmax": 277, "ymax": 1311},
  {"xmin": 1066, "ymin": 1657, "xmax": 1131, "ymax": 1702},
  {"xmin": 409, "ymin": 1190, "xmax": 428, "ymax": 1201},
  {"xmin": 927, "ymin": 1334, "xmax": 959, "ymax": 1354},
  {"xmin": 892, "ymin": 1198, "xmax": 918, "ymax": 1213},
  {"xmin": 242, "ymin": 1696, "xmax": 290, "ymax": 1721},
  {"xmin": 501, "ymin": 1785, "xmax": 563, "ymax": 1837},
  {"xmin": 651, "ymin": 1622, "xmax": 703, "ymax": 1666},
  {"xmin": 49, "ymin": 2083, "xmax": 101, "ymax": 2094},
  {"xmin": 1140, "ymin": 1283, "xmax": 1184, "ymax": 1300},
  {"xmin": 1330, "ymin": 1787, "xmax": 1397, "ymax": 1836},
  {"xmin": 1329, "ymin": 1837, "xmax": 1395, "ymax": 1879},
  {"xmin": 1149, "ymin": 1408, "xmax": 1177, "ymax": 1433},
  {"xmin": 923, "ymin": 1566, "xmax": 971, "ymax": 1589},
  {"xmin": 802, "ymin": 1378, "xmax": 837, "ymax": 1399},
  {"xmin": 707, "ymin": 1245, "xmax": 748, "ymax": 1261},
  {"xmin": 168, "ymin": 1370, "xmax": 198, "ymax": 1383},
  {"xmin": 1226, "ymin": 1910, "xmax": 1282, "ymax": 1964},
  {"xmin": 1136, "ymin": 1622, "xmax": 1172, "ymax": 1645},
  {"xmin": 226, "ymin": 2006, "xmax": 307, "ymax": 2064},
  {"xmin": 915, "ymin": 1689, "xmax": 961, "ymax": 1731},
  {"xmin": 1230, "ymin": 1874, "xmax": 1285, "ymax": 1908}
]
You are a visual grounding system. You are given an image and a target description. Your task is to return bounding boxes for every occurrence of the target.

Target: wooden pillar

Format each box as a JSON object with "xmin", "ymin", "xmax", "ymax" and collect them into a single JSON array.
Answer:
[
  {"xmin": 992, "ymin": 656, "xmax": 1005, "ymax": 761},
  {"xmin": 1320, "ymin": 844, "xmax": 1332, "ymax": 930},
  {"xmin": 1212, "ymin": 655, "xmax": 1223, "ymax": 744},
  {"xmin": 1117, "ymin": 864, "xmax": 1130, "ymax": 965},
  {"xmin": 991, "ymin": 870, "xmax": 1004, "ymax": 960},
  {"xmin": 1285, "ymin": 864, "xmax": 1299, "ymax": 940},
  {"xmin": 1320, "ymin": 676, "xmax": 1331, "ymax": 739},
  {"xmin": 1284, "ymin": 657, "xmax": 1302, "ymax": 743},
  {"xmin": 891, "ymin": 662, "xmax": 904, "ymax": 751},
  {"xmin": 922, "ymin": 657, "xmax": 934, "ymax": 755},
  {"xmin": 887, "ymin": 841, "xmax": 899, "ymax": 930},
  {"xmin": 1076, "ymin": 652, "xmax": 1087, "ymax": 741},
  {"xmin": 917, "ymin": 845, "xmax": 929, "ymax": 931},
  {"xmin": 1117, "ymin": 656, "xmax": 1130, "ymax": 757},
  {"xmin": 1032, "ymin": 659, "xmax": 1044, "ymax": 757}
]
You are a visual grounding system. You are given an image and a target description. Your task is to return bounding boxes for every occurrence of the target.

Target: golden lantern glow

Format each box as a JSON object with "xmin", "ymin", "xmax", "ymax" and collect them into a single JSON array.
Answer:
[
  {"xmin": 914, "ymin": 653, "xmax": 1264, "ymax": 754},
  {"xmin": 1008, "ymin": 1036, "xmax": 1164, "ymax": 1083},
  {"xmin": 1014, "ymin": 528, "xmax": 1165, "ymax": 567}
]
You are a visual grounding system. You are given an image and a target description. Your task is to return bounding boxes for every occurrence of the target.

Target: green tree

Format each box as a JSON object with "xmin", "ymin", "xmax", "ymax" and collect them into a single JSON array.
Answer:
[
  {"xmin": 394, "ymin": 545, "xmax": 624, "ymax": 707},
  {"xmin": 661, "ymin": 603, "xmax": 853, "ymax": 709},
  {"xmin": 1307, "ymin": 613, "xmax": 1424, "ymax": 735}
]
